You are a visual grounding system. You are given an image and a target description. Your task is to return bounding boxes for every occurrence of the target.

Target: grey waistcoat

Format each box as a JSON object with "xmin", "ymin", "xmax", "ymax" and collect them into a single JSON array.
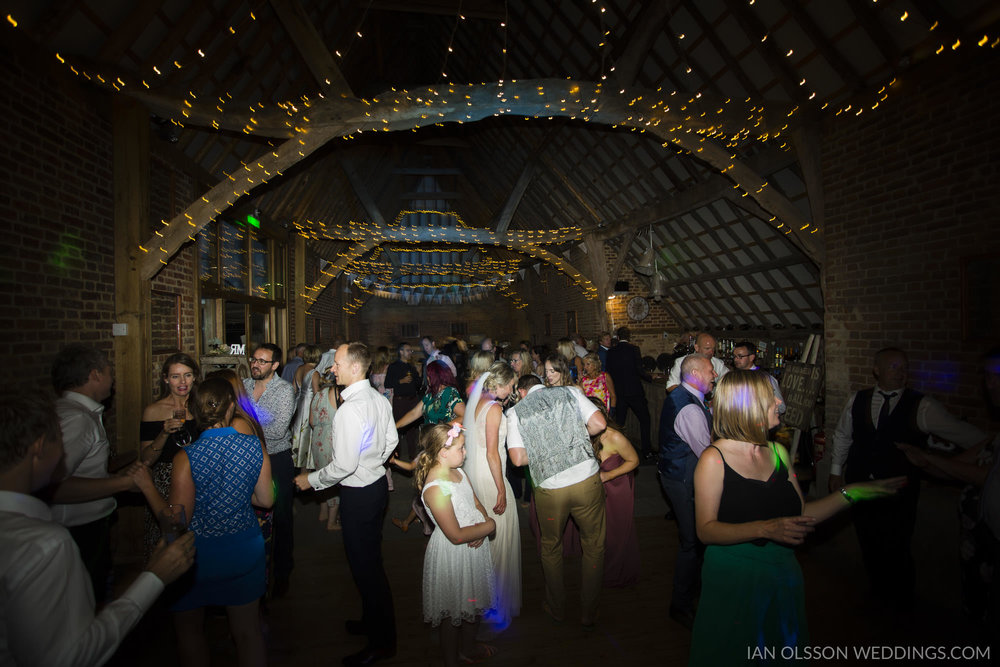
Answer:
[{"xmin": 511, "ymin": 386, "xmax": 595, "ymax": 485}]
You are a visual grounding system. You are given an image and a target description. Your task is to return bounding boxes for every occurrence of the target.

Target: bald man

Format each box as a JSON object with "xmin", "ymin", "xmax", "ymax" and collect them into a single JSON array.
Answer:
[{"xmin": 666, "ymin": 333, "xmax": 728, "ymax": 392}]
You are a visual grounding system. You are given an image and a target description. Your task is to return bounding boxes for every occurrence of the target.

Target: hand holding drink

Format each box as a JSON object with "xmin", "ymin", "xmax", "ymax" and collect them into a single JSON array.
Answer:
[{"xmin": 158, "ymin": 504, "xmax": 188, "ymax": 543}]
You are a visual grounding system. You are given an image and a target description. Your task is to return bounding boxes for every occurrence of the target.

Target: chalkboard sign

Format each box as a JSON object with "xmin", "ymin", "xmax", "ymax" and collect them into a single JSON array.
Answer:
[{"xmin": 780, "ymin": 362, "xmax": 823, "ymax": 431}]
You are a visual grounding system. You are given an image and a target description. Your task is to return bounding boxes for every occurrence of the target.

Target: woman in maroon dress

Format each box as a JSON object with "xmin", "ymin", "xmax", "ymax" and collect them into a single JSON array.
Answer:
[{"xmin": 588, "ymin": 398, "xmax": 640, "ymax": 586}]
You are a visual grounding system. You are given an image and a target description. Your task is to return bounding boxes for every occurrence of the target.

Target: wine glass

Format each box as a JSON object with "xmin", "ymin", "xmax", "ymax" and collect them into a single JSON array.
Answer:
[{"xmin": 174, "ymin": 427, "xmax": 192, "ymax": 448}]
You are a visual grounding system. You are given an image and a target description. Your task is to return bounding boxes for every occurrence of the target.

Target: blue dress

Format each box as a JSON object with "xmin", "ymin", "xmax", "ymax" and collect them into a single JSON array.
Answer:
[{"xmin": 172, "ymin": 427, "xmax": 266, "ymax": 610}]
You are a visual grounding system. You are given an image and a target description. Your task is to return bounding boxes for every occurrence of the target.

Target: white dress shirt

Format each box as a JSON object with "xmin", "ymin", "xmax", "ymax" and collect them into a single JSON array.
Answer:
[
  {"xmin": 426, "ymin": 351, "xmax": 457, "ymax": 377},
  {"xmin": 307, "ymin": 379, "xmax": 399, "ymax": 490},
  {"xmin": 0, "ymin": 490, "xmax": 163, "ymax": 666},
  {"xmin": 830, "ymin": 385, "xmax": 989, "ymax": 475},
  {"xmin": 507, "ymin": 385, "xmax": 600, "ymax": 489},
  {"xmin": 667, "ymin": 356, "xmax": 729, "ymax": 388},
  {"xmin": 51, "ymin": 391, "xmax": 116, "ymax": 527}
]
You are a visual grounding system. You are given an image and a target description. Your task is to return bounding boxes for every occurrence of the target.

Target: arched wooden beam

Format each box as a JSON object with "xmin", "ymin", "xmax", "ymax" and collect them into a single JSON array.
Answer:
[{"xmin": 136, "ymin": 78, "xmax": 812, "ymax": 279}]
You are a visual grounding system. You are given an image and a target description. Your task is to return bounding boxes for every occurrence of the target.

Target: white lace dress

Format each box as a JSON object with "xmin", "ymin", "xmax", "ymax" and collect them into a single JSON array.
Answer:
[
  {"xmin": 465, "ymin": 399, "xmax": 522, "ymax": 628},
  {"xmin": 421, "ymin": 469, "xmax": 496, "ymax": 627}
]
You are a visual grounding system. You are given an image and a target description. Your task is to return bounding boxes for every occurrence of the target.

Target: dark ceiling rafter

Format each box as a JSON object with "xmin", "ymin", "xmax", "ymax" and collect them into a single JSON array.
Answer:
[
  {"xmin": 268, "ymin": 0, "xmax": 353, "ymax": 96},
  {"xmin": 18, "ymin": 0, "xmax": 995, "ymax": 317},
  {"xmin": 723, "ymin": 0, "xmax": 808, "ymax": 103},
  {"xmin": 777, "ymin": 0, "xmax": 864, "ymax": 93},
  {"xmin": 842, "ymin": 0, "xmax": 900, "ymax": 67},
  {"xmin": 608, "ymin": 0, "xmax": 673, "ymax": 89},
  {"xmin": 680, "ymin": 0, "xmax": 764, "ymax": 102}
]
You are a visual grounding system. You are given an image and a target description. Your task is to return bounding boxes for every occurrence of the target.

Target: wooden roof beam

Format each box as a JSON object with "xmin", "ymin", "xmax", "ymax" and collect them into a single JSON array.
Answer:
[
  {"xmin": 843, "ymin": 0, "xmax": 900, "ymax": 65},
  {"xmin": 609, "ymin": 1, "xmax": 673, "ymax": 89},
  {"xmin": 268, "ymin": 0, "xmax": 353, "ymax": 97},
  {"xmin": 96, "ymin": 0, "xmax": 166, "ymax": 64},
  {"xmin": 364, "ymin": 0, "xmax": 507, "ymax": 21},
  {"xmin": 680, "ymin": 0, "xmax": 764, "ymax": 101},
  {"xmin": 777, "ymin": 0, "xmax": 864, "ymax": 92},
  {"xmin": 493, "ymin": 128, "xmax": 562, "ymax": 233},
  {"xmin": 723, "ymin": 0, "xmax": 808, "ymax": 102},
  {"xmin": 340, "ymin": 157, "xmax": 388, "ymax": 226}
]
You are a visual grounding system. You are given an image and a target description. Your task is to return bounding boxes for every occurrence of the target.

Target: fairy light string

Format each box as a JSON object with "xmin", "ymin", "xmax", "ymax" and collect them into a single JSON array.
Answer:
[{"xmin": 4, "ymin": 1, "xmax": 996, "ymax": 306}]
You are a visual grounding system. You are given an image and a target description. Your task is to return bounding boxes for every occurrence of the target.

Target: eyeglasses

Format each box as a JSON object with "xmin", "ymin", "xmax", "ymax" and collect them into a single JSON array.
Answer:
[
  {"xmin": 733, "ymin": 353, "xmax": 752, "ymax": 360},
  {"xmin": 250, "ymin": 357, "xmax": 276, "ymax": 365}
]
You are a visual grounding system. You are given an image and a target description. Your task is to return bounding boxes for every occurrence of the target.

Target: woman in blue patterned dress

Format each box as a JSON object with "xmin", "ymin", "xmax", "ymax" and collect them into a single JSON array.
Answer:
[{"xmin": 136, "ymin": 376, "xmax": 274, "ymax": 667}]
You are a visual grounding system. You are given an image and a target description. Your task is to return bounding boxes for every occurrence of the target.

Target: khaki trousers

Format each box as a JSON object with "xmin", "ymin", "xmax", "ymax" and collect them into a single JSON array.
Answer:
[{"xmin": 534, "ymin": 473, "xmax": 606, "ymax": 622}]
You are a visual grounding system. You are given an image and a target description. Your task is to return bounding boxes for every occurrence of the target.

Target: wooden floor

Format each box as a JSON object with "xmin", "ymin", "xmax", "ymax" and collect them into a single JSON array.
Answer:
[{"xmin": 108, "ymin": 468, "xmax": 985, "ymax": 666}]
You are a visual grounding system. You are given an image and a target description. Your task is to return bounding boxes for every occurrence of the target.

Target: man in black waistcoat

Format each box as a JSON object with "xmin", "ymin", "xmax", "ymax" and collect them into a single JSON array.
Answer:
[{"xmin": 829, "ymin": 348, "xmax": 988, "ymax": 602}]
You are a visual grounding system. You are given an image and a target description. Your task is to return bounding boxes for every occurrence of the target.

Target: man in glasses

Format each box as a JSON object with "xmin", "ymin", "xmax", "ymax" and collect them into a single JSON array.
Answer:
[
  {"xmin": 244, "ymin": 343, "xmax": 296, "ymax": 597},
  {"xmin": 732, "ymin": 341, "xmax": 785, "ymax": 414}
]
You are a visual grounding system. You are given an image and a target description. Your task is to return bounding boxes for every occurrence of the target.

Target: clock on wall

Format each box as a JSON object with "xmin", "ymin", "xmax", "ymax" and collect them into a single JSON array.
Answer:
[{"xmin": 627, "ymin": 295, "xmax": 650, "ymax": 322}]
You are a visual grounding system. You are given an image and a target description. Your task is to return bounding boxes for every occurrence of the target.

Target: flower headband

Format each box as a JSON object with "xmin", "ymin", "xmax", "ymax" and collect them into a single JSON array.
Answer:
[{"xmin": 445, "ymin": 422, "xmax": 464, "ymax": 447}]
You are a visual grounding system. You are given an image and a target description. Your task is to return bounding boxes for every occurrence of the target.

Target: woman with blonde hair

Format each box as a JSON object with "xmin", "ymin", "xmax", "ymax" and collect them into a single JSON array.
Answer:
[
  {"xmin": 464, "ymin": 361, "xmax": 521, "ymax": 629},
  {"xmin": 690, "ymin": 371, "xmax": 905, "ymax": 665},
  {"xmin": 556, "ymin": 338, "xmax": 584, "ymax": 383},
  {"xmin": 465, "ymin": 349, "xmax": 495, "ymax": 396},
  {"xmin": 507, "ymin": 349, "xmax": 534, "ymax": 381},
  {"xmin": 370, "ymin": 345, "xmax": 394, "ymax": 401},
  {"xmin": 580, "ymin": 352, "xmax": 616, "ymax": 412}
]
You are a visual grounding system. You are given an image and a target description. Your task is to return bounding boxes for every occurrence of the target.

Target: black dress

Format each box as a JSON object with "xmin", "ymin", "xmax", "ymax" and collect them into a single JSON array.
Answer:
[
  {"xmin": 690, "ymin": 443, "xmax": 807, "ymax": 666},
  {"xmin": 140, "ymin": 419, "xmax": 197, "ymax": 561}
]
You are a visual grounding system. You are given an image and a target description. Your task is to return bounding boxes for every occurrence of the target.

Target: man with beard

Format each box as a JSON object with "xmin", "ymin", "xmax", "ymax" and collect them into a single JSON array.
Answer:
[{"xmin": 244, "ymin": 342, "xmax": 296, "ymax": 597}]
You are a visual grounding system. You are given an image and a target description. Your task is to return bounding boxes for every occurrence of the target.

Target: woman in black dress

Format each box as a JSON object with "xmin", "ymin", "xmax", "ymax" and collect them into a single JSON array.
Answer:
[
  {"xmin": 139, "ymin": 353, "xmax": 200, "ymax": 559},
  {"xmin": 691, "ymin": 370, "xmax": 904, "ymax": 665}
]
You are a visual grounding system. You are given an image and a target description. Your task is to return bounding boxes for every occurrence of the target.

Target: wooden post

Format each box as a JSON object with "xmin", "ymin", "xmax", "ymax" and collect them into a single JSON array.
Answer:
[
  {"xmin": 112, "ymin": 98, "xmax": 152, "ymax": 455},
  {"xmin": 293, "ymin": 235, "xmax": 306, "ymax": 343}
]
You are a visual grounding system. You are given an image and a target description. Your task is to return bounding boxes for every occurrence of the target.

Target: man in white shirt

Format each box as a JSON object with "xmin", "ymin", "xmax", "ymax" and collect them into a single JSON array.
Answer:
[
  {"xmin": 295, "ymin": 342, "xmax": 398, "ymax": 666},
  {"xmin": 508, "ymin": 375, "xmax": 607, "ymax": 627},
  {"xmin": 48, "ymin": 344, "xmax": 145, "ymax": 603},
  {"xmin": 829, "ymin": 347, "xmax": 988, "ymax": 602},
  {"xmin": 666, "ymin": 332, "xmax": 728, "ymax": 392},
  {"xmin": 0, "ymin": 390, "xmax": 193, "ymax": 667},
  {"xmin": 420, "ymin": 335, "xmax": 456, "ymax": 380}
]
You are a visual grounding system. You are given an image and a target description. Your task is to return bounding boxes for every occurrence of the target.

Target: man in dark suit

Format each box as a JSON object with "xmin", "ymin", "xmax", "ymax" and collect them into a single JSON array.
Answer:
[{"xmin": 604, "ymin": 326, "xmax": 653, "ymax": 461}]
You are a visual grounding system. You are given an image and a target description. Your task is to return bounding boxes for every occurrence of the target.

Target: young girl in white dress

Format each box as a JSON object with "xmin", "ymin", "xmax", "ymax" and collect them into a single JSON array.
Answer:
[{"xmin": 416, "ymin": 423, "xmax": 499, "ymax": 667}]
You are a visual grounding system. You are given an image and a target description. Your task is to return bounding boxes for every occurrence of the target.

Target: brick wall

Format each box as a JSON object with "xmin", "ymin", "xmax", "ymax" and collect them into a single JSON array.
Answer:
[
  {"xmin": 822, "ymin": 48, "xmax": 1000, "ymax": 430},
  {"xmin": 149, "ymin": 153, "xmax": 199, "ymax": 402},
  {"xmin": 1, "ymin": 47, "xmax": 115, "ymax": 392},
  {"xmin": 306, "ymin": 264, "xmax": 349, "ymax": 346},
  {"xmin": 1, "ymin": 46, "xmax": 202, "ymax": 412}
]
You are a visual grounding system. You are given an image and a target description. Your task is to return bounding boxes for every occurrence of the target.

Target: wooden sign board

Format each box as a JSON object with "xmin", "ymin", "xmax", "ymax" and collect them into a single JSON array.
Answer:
[{"xmin": 780, "ymin": 362, "xmax": 823, "ymax": 431}]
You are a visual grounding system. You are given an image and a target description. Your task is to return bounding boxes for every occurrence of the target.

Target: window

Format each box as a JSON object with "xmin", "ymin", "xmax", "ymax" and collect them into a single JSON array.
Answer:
[{"xmin": 197, "ymin": 219, "xmax": 287, "ymax": 356}]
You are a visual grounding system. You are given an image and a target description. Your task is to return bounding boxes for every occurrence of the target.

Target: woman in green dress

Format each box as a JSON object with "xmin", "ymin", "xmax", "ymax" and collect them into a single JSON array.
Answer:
[
  {"xmin": 391, "ymin": 361, "xmax": 466, "ymax": 533},
  {"xmin": 690, "ymin": 371, "xmax": 904, "ymax": 665}
]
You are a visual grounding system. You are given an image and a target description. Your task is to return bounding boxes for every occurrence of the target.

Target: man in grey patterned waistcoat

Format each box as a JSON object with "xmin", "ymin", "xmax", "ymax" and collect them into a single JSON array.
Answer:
[{"xmin": 507, "ymin": 375, "xmax": 607, "ymax": 627}]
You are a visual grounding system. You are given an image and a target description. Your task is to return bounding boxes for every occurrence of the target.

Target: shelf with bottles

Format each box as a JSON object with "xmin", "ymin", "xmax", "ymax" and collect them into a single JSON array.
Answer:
[{"xmin": 712, "ymin": 335, "xmax": 816, "ymax": 381}]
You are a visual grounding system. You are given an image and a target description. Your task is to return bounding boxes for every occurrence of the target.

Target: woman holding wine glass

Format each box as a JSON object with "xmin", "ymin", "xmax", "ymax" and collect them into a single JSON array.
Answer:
[
  {"xmin": 139, "ymin": 353, "xmax": 200, "ymax": 558},
  {"xmin": 135, "ymin": 376, "xmax": 273, "ymax": 667}
]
